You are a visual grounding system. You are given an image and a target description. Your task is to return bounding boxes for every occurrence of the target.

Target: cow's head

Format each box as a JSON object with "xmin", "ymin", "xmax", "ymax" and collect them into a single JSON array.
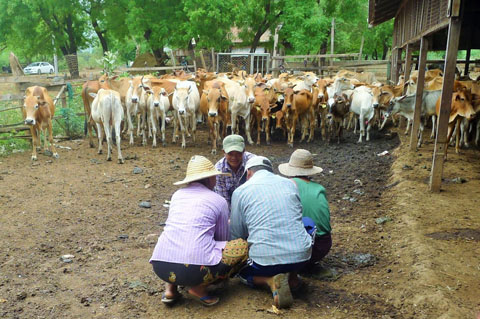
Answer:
[
  {"xmin": 203, "ymin": 84, "xmax": 227, "ymax": 117},
  {"xmin": 252, "ymin": 86, "xmax": 272, "ymax": 122},
  {"xmin": 23, "ymin": 94, "xmax": 47, "ymax": 126},
  {"xmin": 302, "ymin": 72, "xmax": 320, "ymax": 86},
  {"xmin": 146, "ymin": 86, "xmax": 169, "ymax": 111},
  {"xmin": 274, "ymin": 110, "xmax": 285, "ymax": 130},
  {"xmin": 174, "ymin": 86, "xmax": 192, "ymax": 115},
  {"xmin": 451, "ymin": 89, "xmax": 476, "ymax": 121},
  {"xmin": 372, "ymin": 86, "xmax": 392, "ymax": 109},
  {"xmin": 245, "ymin": 77, "xmax": 256, "ymax": 104},
  {"xmin": 282, "ymin": 87, "xmax": 296, "ymax": 113},
  {"xmin": 327, "ymin": 93, "xmax": 350, "ymax": 124}
]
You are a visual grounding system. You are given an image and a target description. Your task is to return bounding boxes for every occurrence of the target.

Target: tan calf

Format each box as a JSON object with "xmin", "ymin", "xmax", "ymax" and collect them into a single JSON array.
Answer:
[
  {"xmin": 282, "ymin": 88, "xmax": 314, "ymax": 147},
  {"xmin": 200, "ymin": 81, "xmax": 229, "ymax": 154}
]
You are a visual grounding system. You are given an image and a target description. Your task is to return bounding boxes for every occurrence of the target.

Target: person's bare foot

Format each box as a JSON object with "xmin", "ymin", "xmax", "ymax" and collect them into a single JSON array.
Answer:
[{"xmin": 187, "ymin": 286, "xmax": 219, "ymax": 305}]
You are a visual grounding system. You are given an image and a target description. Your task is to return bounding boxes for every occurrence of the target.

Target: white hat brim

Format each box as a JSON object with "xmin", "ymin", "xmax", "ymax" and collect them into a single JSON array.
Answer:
[
  {"xmin": 278, "ymin": 163, "xmax": 323, "ymax": 177},
  {"xmin": 173, "ymin": 171, "xmax": 230, "ymax": 186}
]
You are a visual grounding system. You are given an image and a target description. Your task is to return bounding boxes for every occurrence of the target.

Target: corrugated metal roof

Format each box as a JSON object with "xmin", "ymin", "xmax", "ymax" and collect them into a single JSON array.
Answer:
[{"xmin": 368, "ymin": 0, "xmax": 403, "ymax": 26}]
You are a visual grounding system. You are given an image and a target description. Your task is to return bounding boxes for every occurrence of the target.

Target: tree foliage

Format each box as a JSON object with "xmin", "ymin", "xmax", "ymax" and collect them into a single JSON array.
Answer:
[{"xmin": 0, "ymin": 0, "xmax": 396, "ymax": 74}]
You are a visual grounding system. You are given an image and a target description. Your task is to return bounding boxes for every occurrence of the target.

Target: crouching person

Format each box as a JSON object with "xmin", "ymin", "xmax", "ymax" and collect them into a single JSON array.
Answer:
[
  {"xmin": 150, "ymin": 155, "xmax": 248, "ymax": 306},
  {"xmin": 230, "ymin": 156, "xmax": 312, "ymax": 309},
  {"xmin": 279, "ymin": 149, "xmax": 332, "ymax": 272}
]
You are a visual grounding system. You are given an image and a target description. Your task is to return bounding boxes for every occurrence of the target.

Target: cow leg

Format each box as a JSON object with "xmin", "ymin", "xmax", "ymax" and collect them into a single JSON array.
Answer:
[
  {"xmin": 179, "ymin": 115, "xmax": 186, "ymax": 149},
  {"xmin": 444, "ymin": 122, "xmax": 456, "ymax": 160},
  {"xmin": 29, "ymin": 127, "xmax": 38, "ymax": 161},
  {"xmin": 404, "ymin": 118, "xmax": 411, "ymax": 135},
  {"xmin": 161, "ymin": 110, "xmax": 167, "ymax": 147},
  {"xmin": 266, "ymin": 117, "xmax": 271, "ymax": 145},
  {"xmin": 96, "ymin": 122, "xmax": 103, "ymax": 155},
  {"xmin": 150, "ymin": 107, "xmax": 157, "ymax": 148},
  {"xmin": 308, "ymin": 111, "xmax": 315, "ymax": 143},
  {"xmin": 104, "ymin": 123, "xmax": 113, "ymax": 161},
  {"xmin": 417, "ymin": 122, "xmax": 424, "ymax": 149},
  {"xmin": 231, "ymin": 111, "xmax": 238, "ymax": 139},
  {"xmin": 358, "ymin": 114, "xmax": 364, "ymax": 143},
  {"xmin": 455, "ymin": 117, "xmax": 462, "ymax": 154},
  {"xmin": 366, "ymin": 121, "xmax": 371, "ymax": 142},
  {"xmin": 211, "ymin": 120, "xmax": 218, "ymax": 155},
  {"xmin": 461, "ymin": 119, "xmax": 470, "ymax": 148},
  {"xmin": 125, "ymin": 102, "xmax": 135, "ymax": 145},
  {"xmin": 114, "ymin": 116, "xmax": 124, "ymax": 164},
  {"xmin": 172, "ymin": 113, "xmax": 178, "ymax": 143},
  {"xmin": 430, "ymin": 115, "xmax": 436, "ymax": 140},
  {"xmin": 289, "ymin": 116, "xmax": 297, "ymax": 147},
  {"xmin": 190, "ymin": 113, "xmax": 197, "ymax": 145},
  {"xmin": 244, "ymin": 114, "xmax": 254, "ymax": 145},
  {"xmin": 46, "ymin": 119, "xmax": 59, "ymax": 158},
  {"xmin": 476, "ymin": 119, "xmax": 480, "ymax": 147},
  {"xmin": 141, "ymin": 111, "xmax": 147, "ymax": 146}
]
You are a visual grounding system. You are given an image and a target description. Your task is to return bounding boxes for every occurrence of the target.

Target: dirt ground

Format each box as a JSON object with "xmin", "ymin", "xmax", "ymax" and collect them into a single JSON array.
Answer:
[{"xmin": 0, "ymin": 124, "xmax": 479, "ymax": 319}]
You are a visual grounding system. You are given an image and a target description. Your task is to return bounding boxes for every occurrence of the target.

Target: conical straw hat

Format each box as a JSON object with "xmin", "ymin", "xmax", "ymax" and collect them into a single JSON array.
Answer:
[
  {"xmin": 278, "ymin": 149, "xmax": 323, "ymax": 177},
  {"xmin": 174, "ymin": 155, "xmax": 230, "ymax": 185}
]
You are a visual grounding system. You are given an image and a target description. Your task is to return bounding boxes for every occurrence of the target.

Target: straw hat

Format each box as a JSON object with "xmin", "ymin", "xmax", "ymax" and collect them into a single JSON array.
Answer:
[
  {"xmin": 174, "ymin": 155, "xmax": 230, "ymax": 185},
  {"xmin": 278, "ymin": 149, "xmax": 323, "ymax": 177}
]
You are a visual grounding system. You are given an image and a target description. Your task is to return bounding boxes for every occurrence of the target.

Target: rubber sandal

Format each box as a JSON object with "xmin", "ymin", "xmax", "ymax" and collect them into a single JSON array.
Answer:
[
  {"xmin": 186, "ymin": 292, "xmax": 220, "ymax": 307},
  {"xmin": 272, "ymin": 273, "xmax": 293, "ymax": 308},
  {"xmin": 161, "ymin": 292, "xmax": 181, "ymax": 305}
]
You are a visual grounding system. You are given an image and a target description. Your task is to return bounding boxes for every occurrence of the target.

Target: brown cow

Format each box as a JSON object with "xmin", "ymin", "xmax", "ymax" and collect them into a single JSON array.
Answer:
[
  {"xmin": 200, "ymin": 81, "xmax": 229, "ymax": 154},
  {"xmin": 282, "ymin": 88, "xmax": 314, "ymax": 147},
  {"xmin": 326, "ymin": 93, "xmax": 351, "ymax": 143},
  {"xmin": 251, "ymin": 86, "xmax": 273, "ymax": 145},
  {"xmin": 22, "ymin": 86, "xmax": 58, "ymax": 161},
  {"xmin": 436, "ymin": 88, "xmax": 476, "ymax": 157},
  {"xmin": 81, "ymin": 80, "xmax": 101, "ymax": 148}
]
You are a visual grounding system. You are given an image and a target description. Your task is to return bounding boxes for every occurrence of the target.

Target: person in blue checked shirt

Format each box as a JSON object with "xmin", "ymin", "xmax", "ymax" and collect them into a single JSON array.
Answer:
[
  {"xmin": 230, "ymin": 156, "xmax": 313, "ymax": 309},
  {"xmin": 214, "ymin": 134, "xmax": 256, "ymax": 206}
]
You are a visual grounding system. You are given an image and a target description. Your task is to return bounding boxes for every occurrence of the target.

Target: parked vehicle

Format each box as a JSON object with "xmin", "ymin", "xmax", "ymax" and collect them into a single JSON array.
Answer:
[{"xmin": 23, "ymin": 62, "xmax": 54, "ymax": 75}]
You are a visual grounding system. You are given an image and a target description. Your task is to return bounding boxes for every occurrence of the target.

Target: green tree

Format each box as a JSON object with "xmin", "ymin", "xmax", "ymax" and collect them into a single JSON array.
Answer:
[{"xmin": 0, "ymin": 0, "xmax": 88, "ymax": 77}]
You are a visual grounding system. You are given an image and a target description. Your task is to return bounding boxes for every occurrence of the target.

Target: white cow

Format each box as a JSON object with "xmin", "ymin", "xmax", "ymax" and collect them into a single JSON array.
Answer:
[
  {"xmin": 172, "ymin": 80, "xmax": 200, "ymax": 148},
  {"xmin": 89, "ymin": 89, "xmax": 124, "ymax": 163},
  {"xmin": 126, "ymin": 76, "xmax": 151, "ymax": 145},
  {"xmin": 289, "ymin": 72, "xmax": 319, "ymax": 92},
  {"xmin": 216, "ymin": 77, "xmax": 254, "ymax": 145},
  {"xmin": 146, "ymin": 86, "xmax": 172, "ymax": 147},
  {"xmin": 349, "ymin": 86, "xmax": 376, "ymax": 143}
]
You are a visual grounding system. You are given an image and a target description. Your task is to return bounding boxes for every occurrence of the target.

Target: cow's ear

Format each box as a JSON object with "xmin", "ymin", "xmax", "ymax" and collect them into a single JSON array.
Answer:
[
  {"xmin": 293, "ymin": 89, "xmax": 301, "ymax": 94},
  {"xmin": 89, "ymin": 92, "xmax": 97, "ymax": 99},
  {"xmin": 220, "ymin": 95, "xmax": 228, "ymax": 100},
  {"xmin": 38, "ymin": 100, "xmax": 47, "ymax": 106},
  {"xmin": 202, "ymin": 89, "xmax": 208, "ymax": 95},
  {"xmin": 398, "ymin": 95, "xmax": 407, "ymax": 101},
  {"xmin": 111, "ymin": 75, "xmax": 119, "ymax": 80},
  {"xmin": 143, "ymin": 85, "xmax": 151, "ymax": 91}
]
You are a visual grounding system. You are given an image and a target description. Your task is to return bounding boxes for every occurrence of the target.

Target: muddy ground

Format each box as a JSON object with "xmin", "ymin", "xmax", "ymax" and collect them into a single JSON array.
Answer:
[{"xmin": 0, "ymin": 124, "xmax": 479, "ymax": 319}]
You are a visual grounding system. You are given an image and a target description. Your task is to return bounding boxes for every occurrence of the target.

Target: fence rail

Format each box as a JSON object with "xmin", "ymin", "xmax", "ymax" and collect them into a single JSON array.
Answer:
[{"xmin": 272, "ymin": 53, "xmax": 361, "ymax": 60}]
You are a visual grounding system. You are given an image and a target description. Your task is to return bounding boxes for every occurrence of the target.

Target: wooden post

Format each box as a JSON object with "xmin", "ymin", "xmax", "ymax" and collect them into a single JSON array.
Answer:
[
  {"xmin": 199, "ymin": 49, "xmax": 207, "ymax": 70},
  {"xmin": 272, "ymin": 25, "xmax": 281, "ymax": 77},
  {"xmin": 392, "ymin": 48, "xmax": 403, "ymax": 85},
  {"xmin": 410, "ymin": 37, "xmax": 429, "ymax": 151},
  {"xmin": 211, "ymin": 48, "xmax": 215, "ymax": 72},
  {"xmin": 358, "ymin": 36, "xmax": 364, "ymax": 61},
  {"xmin": 403, "ymin": 43, "xmax": 413, "ymax": 94},
  {"xmin": 330, "ymin": 18, "xmax": 335, "ymax": 67},
  {"xmin": 429, "ymin": 17, "xmax": 462, "ymax": 192}
]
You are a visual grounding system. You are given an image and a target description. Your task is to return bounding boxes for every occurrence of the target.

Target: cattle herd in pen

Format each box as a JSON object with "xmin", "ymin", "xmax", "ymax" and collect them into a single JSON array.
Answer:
[{"xmin": 21, "ymin": 66, "xmax": 480, "ymax": 163}]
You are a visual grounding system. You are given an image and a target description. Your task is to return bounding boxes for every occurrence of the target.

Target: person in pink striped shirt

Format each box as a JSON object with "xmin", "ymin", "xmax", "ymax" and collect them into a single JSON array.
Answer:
[{"xmin": 150, "ymin": 155, "xmax": 248, "ymax": 306}]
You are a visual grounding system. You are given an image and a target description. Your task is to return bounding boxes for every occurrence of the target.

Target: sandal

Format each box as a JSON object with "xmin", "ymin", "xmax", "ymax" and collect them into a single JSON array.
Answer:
[
  {"xmin": 186, "ymin": 292, "xmax": 220, "ymax": 307},
  {"xmin": 272, "ymin": 273, "xmax": 293, "ymax": 308},
  {"xmin": 161, "ymin": 292, "xmax": 181, "ymax": 305}
]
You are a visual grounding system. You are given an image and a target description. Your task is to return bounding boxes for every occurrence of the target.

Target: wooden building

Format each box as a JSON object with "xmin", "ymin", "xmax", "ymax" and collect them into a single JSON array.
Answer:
[{"xmin": 368, "ymin": 0, "xmax": 480, "ymax": 191}]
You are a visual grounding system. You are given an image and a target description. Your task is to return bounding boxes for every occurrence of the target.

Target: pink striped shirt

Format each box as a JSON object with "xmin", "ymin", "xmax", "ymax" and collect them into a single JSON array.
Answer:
[{"xmin": 150, "ymin": 182, "xmax": 229, "ymax": 266}]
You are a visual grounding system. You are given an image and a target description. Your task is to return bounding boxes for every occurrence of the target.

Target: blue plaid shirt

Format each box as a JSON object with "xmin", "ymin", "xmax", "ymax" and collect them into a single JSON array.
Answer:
[
  {"xmin": 214, "ymin": 151, "xmax": 255, "ymax": 206},
  {"xmin": 230, "ymin": 170, "xmax": 312, "ymax": 266}
]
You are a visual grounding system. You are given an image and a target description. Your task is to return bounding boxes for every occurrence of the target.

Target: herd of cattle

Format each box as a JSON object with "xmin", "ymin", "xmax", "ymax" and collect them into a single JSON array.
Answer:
[{"xmin": 20, "ymin": 67, "xmax": 480, "ymax": 163}]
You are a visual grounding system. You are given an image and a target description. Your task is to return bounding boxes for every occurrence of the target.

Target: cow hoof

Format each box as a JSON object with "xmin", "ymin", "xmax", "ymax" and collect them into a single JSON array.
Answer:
[
  {"xmin": 53, "ymin": 153, "xmax": 59, "ymax": 159},
  {"xmin": 89, "ymin": 142, "xmax": 95, "ymax": 148},
  {"xmin": 181, "ymin": 144, "xmax": 186, "ymax": 149},
  {"xmin": 162, "ymin": 142, "xmax": 166, "ymax": 147},
  {"xmin": 31, "ymin": 155, "xmax": 37, "ymax": 161},
  {"xmin": 211, "ymin": 149, "xmax": 217, "ymax": 155},
  {"xmin": 267, "ymin": 141, "xmax": 271, "ymax": 146},
  {"xmin": 98, "ymin": 150, "xmax": 103, "ymax": 154},
  {"xmin": 107, "ymin": 157, "xmax": 112, "ymax": 161},
  {"xmin": 118, "ymin": 158, "xmax": 124, "ymax": 164},
  {"xmin": 288, "ymin": 144, "xmax": 293, "ymax": 148}
]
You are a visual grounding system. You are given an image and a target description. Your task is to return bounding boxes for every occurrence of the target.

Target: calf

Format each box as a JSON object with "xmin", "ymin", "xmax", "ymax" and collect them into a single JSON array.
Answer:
[
  {"xmin": 326, "ymin": 93, "xmax": 350, "ymax": 143},
  {"xmin": 172, "ymin": 80, "xmax": 200, "ymax": 148},
  {"xmin": 145, "ymin": 86, "xmax": 172, "ymax": 147},
  {"xmin": 200, "ymin": 81, "xmax": 229, "ymax": 154},
  {"xmin": 282, "ymin": 88, "xmax": 314, "ymax": 147},
  {"xmin": 251, "ymin": 86, "xmax": 273, "ymax": 145},
  {"xmin": 89, "ymin": 89, "xmax": 124, "ymax": 163},
  {"xmin": 22, "ymin": 86, "xmax": 58, "ymax": 161},
  {"xmin": 436, "ymin": 88, "xmax": 476, "ymax": 156}
]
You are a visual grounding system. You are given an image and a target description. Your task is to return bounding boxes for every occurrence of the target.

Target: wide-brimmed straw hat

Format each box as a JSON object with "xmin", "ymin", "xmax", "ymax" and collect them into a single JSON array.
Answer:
[
  {"xmin": 278, "ymin": 149, "xmax": 323, "ymax": 177},
  {"xmin": 174, "ymin": 155, "xmax": 230, "ymax": 185}
]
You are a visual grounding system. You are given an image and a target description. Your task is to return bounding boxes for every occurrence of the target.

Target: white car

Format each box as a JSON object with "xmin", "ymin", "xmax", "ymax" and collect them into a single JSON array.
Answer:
[{"xmin": 23, "ymin": 62, "xmax": 54, "ymax": 75}]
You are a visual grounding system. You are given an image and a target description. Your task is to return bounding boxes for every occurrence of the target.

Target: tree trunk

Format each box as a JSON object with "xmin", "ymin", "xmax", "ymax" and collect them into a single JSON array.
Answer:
[
  {"xmin": 250, "ymin": 28, "xmax": 265, "ymax": 53},
  {"xmin": 382, "ymin": 42, "xmax": 389, "ymax": 60},
  {"xmin": 91, "ymin": 19, "xmax": 108, "ymax": 54}
]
